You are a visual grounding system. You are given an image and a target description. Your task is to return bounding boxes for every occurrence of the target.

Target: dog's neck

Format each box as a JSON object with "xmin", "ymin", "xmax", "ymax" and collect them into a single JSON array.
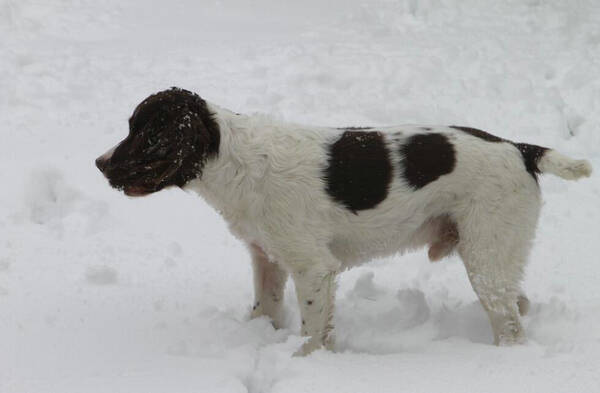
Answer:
[{"xmin": 183, "ymin": 103, "xmax": 276, "ymax": 238}]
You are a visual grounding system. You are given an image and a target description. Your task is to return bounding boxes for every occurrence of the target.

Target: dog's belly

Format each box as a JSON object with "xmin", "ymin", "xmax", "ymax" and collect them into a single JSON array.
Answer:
[{"xmin": 329, "ymin": 230, "xmax": 414, "ymax": 269}]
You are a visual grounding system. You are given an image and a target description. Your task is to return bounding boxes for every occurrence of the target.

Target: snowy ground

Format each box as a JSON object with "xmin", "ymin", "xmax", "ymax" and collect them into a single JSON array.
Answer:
[{"xmin": 2, "ymin": 0, "xmax": 600, "ymax": 392}]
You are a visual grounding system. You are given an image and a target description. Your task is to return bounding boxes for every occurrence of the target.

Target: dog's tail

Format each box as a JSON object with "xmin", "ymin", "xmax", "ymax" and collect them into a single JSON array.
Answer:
[{"xmin": 517, "ymin": 143, "xmax": 592, "ymax": 180}]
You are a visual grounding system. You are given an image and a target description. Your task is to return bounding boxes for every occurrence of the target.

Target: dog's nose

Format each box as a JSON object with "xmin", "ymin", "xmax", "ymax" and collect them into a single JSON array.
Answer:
[
  {"xmin": 95, "ymin": 156, "xmax": 108, "ymax": 172},
  {"xmin": 96, "ymin": 146, "xmax": 117, "ymax": 172}
]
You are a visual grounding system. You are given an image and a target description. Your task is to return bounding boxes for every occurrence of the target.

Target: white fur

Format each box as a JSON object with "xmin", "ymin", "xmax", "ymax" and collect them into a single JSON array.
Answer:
[
  {"xmin": 538, "ymin": 149, "xmax": 593, "ymax": 180},
  {"xmin": 177, "ymin": 103, "xmax": 590, "ymax": 355}
]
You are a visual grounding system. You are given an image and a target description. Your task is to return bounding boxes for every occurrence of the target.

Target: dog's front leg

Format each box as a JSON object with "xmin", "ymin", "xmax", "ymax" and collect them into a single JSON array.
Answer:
[
  {"xmin": 248, "ymin": 243, "xmax": 288, "ymax": 328},
  {"xmin": 291, "ymin": 265, "xmax": 338, "ymax": 356}
]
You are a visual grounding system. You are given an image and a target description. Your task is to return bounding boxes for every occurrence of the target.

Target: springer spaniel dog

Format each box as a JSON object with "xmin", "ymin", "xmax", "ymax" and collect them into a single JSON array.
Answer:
[{"xmin": 96, "ymin": 87, "xmax": 592, "ymax": 355}]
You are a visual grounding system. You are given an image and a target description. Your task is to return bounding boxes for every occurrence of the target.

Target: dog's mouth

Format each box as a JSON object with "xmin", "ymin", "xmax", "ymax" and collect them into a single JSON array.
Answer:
[
  {"xmin": 123, "ymin": 185, "xmax": 152, "ymax": 197},
  {"xmin": 105, "ymin": 172, "xmax": 165, "ymax": 197},
  {"xmin": 98, "ymin": 156, "xmax": 178, "ymax": 197}
]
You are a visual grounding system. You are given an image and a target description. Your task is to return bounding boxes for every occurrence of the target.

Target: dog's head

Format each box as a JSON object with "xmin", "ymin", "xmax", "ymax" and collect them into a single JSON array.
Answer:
[{"xmin": 96, "ymin": 87, "xmax": 220, "ymax": 196}]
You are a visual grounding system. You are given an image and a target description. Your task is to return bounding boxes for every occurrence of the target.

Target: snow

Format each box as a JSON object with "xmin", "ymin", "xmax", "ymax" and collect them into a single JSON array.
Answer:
[{"xmin": 2, "ymin": 0, "xmax": 600, "ymax": 392}]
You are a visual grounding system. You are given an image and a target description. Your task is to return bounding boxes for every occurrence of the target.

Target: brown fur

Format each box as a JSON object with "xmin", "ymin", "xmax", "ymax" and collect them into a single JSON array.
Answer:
[{"xmin": 96, "ymin": 87, "xmax": 220, "ymax": 196}]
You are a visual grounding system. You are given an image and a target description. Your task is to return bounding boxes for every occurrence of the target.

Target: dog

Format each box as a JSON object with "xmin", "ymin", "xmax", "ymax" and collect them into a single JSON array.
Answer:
[{"xmin": 96, "ymin": 87, "xmax": 592, "ymax": 355}]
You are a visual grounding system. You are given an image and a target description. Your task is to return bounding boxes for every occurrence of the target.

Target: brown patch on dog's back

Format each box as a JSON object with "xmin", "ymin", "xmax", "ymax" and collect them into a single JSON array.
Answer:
[
  {"xmin": 450, "ymin": 126, "xmax": 503, "ymax": 143},
  {"xmin": 450, "ymin": 125, "xmax": 548, "ymax": 181},
  {"xmin": 336, "ymin": 127, "xmax": 373, "ymax": 131},
  {"xmin": 324, "ymin": 131, "xmax": 393, "ymax": 213},
  {"xmin": 399, "ymin": 133, "xmax": 456, "ymax": 189}
]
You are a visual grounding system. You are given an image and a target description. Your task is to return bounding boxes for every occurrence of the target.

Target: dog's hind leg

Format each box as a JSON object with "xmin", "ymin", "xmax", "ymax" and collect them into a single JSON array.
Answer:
[
  {"xmin": 249, "ymin": 243, "xmax": 288, "ymax": 329},
  {"xmin": 455, "ymin": 192, "xmax": 540, "ymax": 345}
]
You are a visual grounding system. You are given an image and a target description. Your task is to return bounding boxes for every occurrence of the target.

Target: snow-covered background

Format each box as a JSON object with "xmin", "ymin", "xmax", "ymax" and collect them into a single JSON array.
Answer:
[{"xmin": 2, "ymin": 0, "xmax": 600, "ymax": 392}]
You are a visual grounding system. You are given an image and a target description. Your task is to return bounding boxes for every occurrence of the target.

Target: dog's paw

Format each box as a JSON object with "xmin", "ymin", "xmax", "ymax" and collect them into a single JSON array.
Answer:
[
  {"xmin": 293, "ymin": 339, "xmax": 322, "ymax": 357},
  {"xmin": 495, "ymin": 324, "xmax": 527, "ymax": 346},
  {"xmin": 249, "ymin": 303, "xmax": 285, "ymax": 329},
  {"xmin": 496, "ymin": 334, "xmax": 527, "ymax": 346},
  {"xmin": 293, "ymin": 334, "xmax": 335, "ymax": 356}
]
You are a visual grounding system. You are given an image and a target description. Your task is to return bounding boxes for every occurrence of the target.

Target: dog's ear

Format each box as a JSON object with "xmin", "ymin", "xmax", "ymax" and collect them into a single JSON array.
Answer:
[{"xmin": 162, "ymin": 94, "xmax": 220, "ymax": 187}]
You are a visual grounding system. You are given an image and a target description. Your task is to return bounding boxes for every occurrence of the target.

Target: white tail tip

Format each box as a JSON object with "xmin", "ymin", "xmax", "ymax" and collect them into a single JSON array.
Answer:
[{"xmin": 538, "ymin": 150, "xmax": 593, "ymax": 180}]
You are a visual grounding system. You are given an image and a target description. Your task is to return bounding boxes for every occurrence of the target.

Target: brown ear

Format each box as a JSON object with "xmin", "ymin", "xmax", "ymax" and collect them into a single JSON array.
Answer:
[
  {"xmin": 163, "ymin": 90, "xmax": 220, "ymax": 187},
  {"xmin": 127, "ymin": 90, "xmax": 220, "ymax": 191}
]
